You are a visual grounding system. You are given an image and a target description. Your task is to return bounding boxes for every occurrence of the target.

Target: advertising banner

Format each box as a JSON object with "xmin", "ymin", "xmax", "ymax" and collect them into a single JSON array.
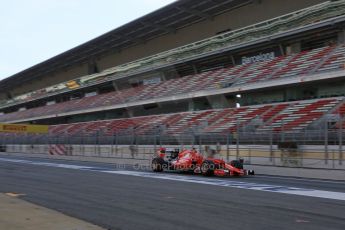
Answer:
[{"xmin": 0, "ymin": 123, "xmax": 49, "ymax": 134}]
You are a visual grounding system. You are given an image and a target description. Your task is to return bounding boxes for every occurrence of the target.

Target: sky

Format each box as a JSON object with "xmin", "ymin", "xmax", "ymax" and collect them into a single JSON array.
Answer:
[{"xmin": 0, "ymin": 0, "xmax": 175, "ymax": 80}]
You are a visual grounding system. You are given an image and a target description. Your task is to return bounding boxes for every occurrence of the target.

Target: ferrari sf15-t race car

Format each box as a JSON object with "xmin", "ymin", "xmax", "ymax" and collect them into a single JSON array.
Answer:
[{"xmin": 151, "ymin": 148, "xmax": 254, "ymax": 176}]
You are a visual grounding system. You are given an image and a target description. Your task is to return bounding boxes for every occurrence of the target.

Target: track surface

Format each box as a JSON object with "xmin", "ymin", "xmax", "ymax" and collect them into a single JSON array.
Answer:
[{"xmin": 0, "ymin": 155, "xmax": 344, "ymax": 230}]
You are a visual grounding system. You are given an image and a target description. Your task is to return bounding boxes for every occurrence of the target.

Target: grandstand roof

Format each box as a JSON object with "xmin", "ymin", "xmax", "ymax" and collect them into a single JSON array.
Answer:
[{"xmin": 0, "ymin": 0, "xmax": 251, "ymax": 90}]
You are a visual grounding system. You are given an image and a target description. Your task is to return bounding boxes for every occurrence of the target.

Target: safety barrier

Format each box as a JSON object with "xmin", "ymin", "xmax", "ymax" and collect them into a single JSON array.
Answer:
[{"xmin": 3, "ymin": 144, "xmax": 345, "ymax": 170}]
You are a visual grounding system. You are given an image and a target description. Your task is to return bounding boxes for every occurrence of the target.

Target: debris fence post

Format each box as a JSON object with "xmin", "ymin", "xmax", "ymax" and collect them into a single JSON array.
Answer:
[
  {"xmin": 115, "ymin": 132, "xmax": 118, "ymax": 155},
  {"xmin": 198, "ymin": 135, "xmax": 202, "ymax": 155},
  {"xmin": 339, "ymin": 116, "xmax": 343, "ymax": 165},
  {"xmin": 236, "ymin": 119, "xmax": 239, "ymax": 159},
  {"xmin": 153, "ymin": 132, "xmax": 157, "ymax": 156},
  {"xmin": 226, "ymin": 132, "xmax": 230, "ymax": 162},
  {"xmin": 324, "ymin": 119, "xmax": 329, "ymax": 165},
  {"xmin": 269, "ymin": 128, "xmax": 273, "ymax": 163},
  {"xmin": 111, "ymin": 133, "xmax": 115, "ymax": 156},
  {"xmin": 81, "ymin": 134, "xmax": 85, "ymax": 156}
]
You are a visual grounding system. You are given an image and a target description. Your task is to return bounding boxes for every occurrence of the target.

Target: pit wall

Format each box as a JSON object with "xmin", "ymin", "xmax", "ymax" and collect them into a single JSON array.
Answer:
[{"xmin": 3, "ymin": 144, "xmax": 344, "ymax": 171}]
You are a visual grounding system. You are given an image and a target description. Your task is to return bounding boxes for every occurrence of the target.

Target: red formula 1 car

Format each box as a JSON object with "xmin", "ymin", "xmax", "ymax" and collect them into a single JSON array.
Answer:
[{"xmin": 151, "ymin": 148, "xmax": 254, "ymax": 176}]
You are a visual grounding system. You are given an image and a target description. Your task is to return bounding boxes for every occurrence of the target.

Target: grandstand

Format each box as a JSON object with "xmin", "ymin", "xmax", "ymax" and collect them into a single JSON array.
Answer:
[{"xmin": 1, "ymin": 0, "xmax": 345, "ymax": 151}]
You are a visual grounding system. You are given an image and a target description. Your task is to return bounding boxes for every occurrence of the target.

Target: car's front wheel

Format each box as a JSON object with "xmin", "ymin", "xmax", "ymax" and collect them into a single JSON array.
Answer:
[
  {"xmin": 200, "ymin": 160, "xmax": 215, "ymax": 176},
  {"xmin": 248, "ymin": 170, "xmax": 255, "ymax": 175}
]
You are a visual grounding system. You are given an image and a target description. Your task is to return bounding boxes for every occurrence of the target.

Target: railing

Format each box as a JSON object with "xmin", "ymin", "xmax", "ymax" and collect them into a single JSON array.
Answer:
[
  {"xmin": 1, "ymin": 129, "xmax": 344, "ymax": 170},
  {"xmin": 1, "ymin": 128, "xmax": 344, "ymax": 145}
]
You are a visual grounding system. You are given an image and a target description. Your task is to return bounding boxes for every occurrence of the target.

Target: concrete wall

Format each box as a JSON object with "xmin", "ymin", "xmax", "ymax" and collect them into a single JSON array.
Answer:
[
  {"xmin": 3, "ymin": 142, "xmax": 345, "ymax": 180},
  {"xmin": 4, "ymin": 143, "xmax": 344, "ymax": 170},
  {"xmin": 4, "ymin": 0, "xmax": 326, "ymax": 98}
]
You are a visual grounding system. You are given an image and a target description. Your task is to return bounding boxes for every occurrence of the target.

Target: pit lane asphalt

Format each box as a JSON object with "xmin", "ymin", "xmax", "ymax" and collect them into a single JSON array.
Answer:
[{"xmin": 0, "ymin": 155, "xmax": 344, "ymax": 230}]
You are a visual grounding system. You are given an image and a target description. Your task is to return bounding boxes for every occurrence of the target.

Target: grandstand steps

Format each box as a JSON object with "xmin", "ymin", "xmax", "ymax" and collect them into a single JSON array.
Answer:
[
  {"xmin": 2, "ymin": 0, "xmax": 345, "ymax": 116},
  {"xmin": 230, "ymin": 62, "xmax": 264, "ymax": 86},
  {"xmin": 260, "ymin": 103, "xmax": 291, "ymax": 123},
  {"xmin": 207, "ymin": 105, "xmax": 273, "ymax": 133},
  {"xmin": 247, "ymin": 54, "xmax": 294, "ymax": 84},
  {"xmin": 335, "ymin": 101, "xmax": 345, "ymax": 116},
  {"xmin": 167, "ymin": 110, "xmax": 217, "ymax": 134},
  {"xmin": 240, "ymin": 55, "xmax": 295, "ymax": 84},
  {"xmin": 133, "ymin": 115, "xmax": 167, "ymax": 135},
  {"xmin": 328, "ymin": 98, "xmax": 345, "ymax": 129},
  {"xmin": 3, "ymin": 44, "xmax": 345, "ymax": 124},
  {"xmin": 9, "ymin": 1, "xmax": 345, "ymax": 138},
  {"xmin": 134, "ymin": 83, "xmax": 163, "ymax": 100},
  {"xmin": 165, "ymin": 112, "xmax": 201, "ymax": 134},
  {"xmin": 205, "ymin": 108, "xmax": 232, "ymax": 125},
  {"xmin": 49, "ymin": 124, "xmax": 69, "ymax": 135},
  {"xmin": 316, "ymin": 44, "xmax": 345, "ymax": 73},
  {"xmin": 149, "ymin": 82, "xmax": 172, "ymax": 99},
  {"xmin": 202, "ymin": 109, "xmax": 238, "ymax": 132},
  {"xmin": 114, "ymin": 87, "xmax": 139, "ymax": 104},
  {"xmin": 105, "ymin": 119, "xmax": 138, "ymax": 135},
  {"xmin": 202, "ymin": 106, "xmax": 266, "ymax": 133},
  {"xmin": 199, "ymin": 69, "xmax": 228, "ymax": 90},
  {"xmin": 46, "ymin": 97, "xmax": 345, "ymax": 137},
  {"xmin": 65, "ymin": 123, "xmax": 86, "ymax": 135},
  {"xmin": 256, "ymin": 102, "xmax": 297, "ymax": 130},
  {"xmin": 139, "ymin": 78, "xmax": 182, "ymax": 100},
  {"xmin": 207, "ymin": 65, "xmax": 244, "ymax": 89},
  {"xmin": 268, "ymin": 46, "xmax": 333, "ymax": 80},
  {"xmin": 159, "ymin": 77, "xmax": 187, "ymax": 96},
  {"xmin": 162, "ymin": 113, "xmax": 185, "ymax": 127},
  {"xmin": 83, "ymin": 122, "xmax": 108, "ymax": 135},
  {"xmin": 192, "ymin": 71, "xmax": 213, "ymax": 86},
  {"xmin": 227, "ymin": 106, "xmax": 274, "ymax": 132},
  {"xmin": 178, "ymin": 74, "xmax": 206, "ymax": 93},
  {"xmin": 298, "ymin": 46, "xmax": 336, "ymax": 75},
  {"xmin": 242, "ymin": 54, "xmax": 294, "ymax": 85},
  {"xmin": 206, "ymin": 67, "xmax": 233, "ymax": 88},
  {"xmin": 238, "ymin": 104, "xmax": 273, "ymax": 124},
  {"xmin": 308, "ymin": 45, "xmax": 338, "ymax": 75},
  {"xmin": 268, "ymin": 52, "xmax": 305, "ymax": 80},
  {"xmin": 107, "ymin": 90, "xmax": 124, "ymax": 104},
  {"xmin": 258, "ymin": 98, "xmax": 341, "ymax": 132},
  {"xmin": 232, "ymin": 62, "xmax": 267, "ymax": 86},
  {"xmin": 246, "ymin": 56, "xmax": 287, "ymax": 84}
]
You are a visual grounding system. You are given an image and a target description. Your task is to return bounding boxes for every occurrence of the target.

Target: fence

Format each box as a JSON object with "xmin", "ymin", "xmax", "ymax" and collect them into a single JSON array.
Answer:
[{"xmin": 0, "ymin": 129, "xmax": 344, "ymax": 170}]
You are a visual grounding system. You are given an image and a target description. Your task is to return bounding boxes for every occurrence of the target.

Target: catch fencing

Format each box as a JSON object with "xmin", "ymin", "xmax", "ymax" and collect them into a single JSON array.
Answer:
[{"xmin": 0, "ymin": 129, "xmax": 344, "ymax": 170}]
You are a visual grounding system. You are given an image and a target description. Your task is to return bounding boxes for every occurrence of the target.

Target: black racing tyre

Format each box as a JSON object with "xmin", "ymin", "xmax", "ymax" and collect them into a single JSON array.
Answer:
[
  {"xmin": 152, "ymin": 157, "xmax": 166, "ymax": 172},
  {"xmin": 200, "ymin": 160, "xmax": 215, "ymax": 176},
  {"xmin": 248, "ymin": 170, "xmax": 255, "ymax": 175}
]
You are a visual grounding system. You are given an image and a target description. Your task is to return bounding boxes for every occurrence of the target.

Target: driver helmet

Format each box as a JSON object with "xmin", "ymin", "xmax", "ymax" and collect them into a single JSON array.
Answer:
[{"xmin": 158, "ymin": 147, "xmax": 166, "ymax": 158}]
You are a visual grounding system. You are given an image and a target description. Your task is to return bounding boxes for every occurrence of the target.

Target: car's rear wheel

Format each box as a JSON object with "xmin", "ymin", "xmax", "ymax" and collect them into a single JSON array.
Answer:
[
  {"xmin": 200, "ymin": 160, "xmax": 215, "ymax": 176},
  {"xmin": 152, "ymin": 157, "xmax": 166, "ymax": 172}
]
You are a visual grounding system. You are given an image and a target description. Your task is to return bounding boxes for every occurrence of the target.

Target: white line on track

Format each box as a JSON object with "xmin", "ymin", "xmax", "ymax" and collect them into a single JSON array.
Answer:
[
  {"xmin": 1, "ymin": 157, "xmax": 345, "ymax": 201},
  {"xmin": 254, "ymin": 175, "xmax": 345, "ymax": 185},
  {"xmin": 104, "ymin": 170, "xmax": 345, "ymax": 201}
]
